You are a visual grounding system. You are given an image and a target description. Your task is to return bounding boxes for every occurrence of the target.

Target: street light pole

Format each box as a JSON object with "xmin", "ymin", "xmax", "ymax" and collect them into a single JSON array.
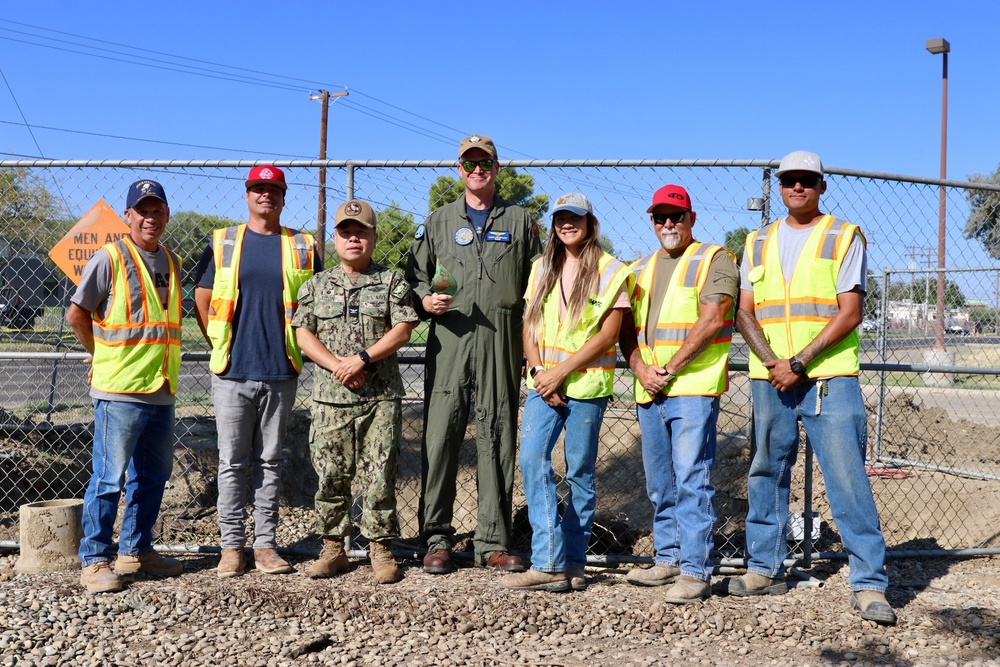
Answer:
[{"xmin": 926, "ymin": 37, "xmax": 949, "ymax": 352}]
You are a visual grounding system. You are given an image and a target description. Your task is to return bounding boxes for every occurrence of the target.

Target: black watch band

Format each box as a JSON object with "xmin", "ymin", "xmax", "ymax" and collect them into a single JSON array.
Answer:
[
  {"xmin": 789, "ymin": 356, "xmax": 807, "ymax": 375},
  {"xmin": 359, "ymin": 350, "xmax": 372, "ymax": 370}
]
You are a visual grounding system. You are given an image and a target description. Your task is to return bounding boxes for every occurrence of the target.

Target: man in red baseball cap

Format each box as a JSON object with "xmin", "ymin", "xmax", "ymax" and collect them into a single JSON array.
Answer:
[
  {"xmin": 619, "ymin": 183, "xmax": 738, "ymax": 604},
  {"xmin": 194, "ymin": 164, "xmax": 322, "ymax": 578}
]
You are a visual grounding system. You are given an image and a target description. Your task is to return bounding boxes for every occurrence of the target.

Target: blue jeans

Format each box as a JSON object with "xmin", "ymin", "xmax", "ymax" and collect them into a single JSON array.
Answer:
[
  {"xmin": 79, "ymin": 399, "xmax": 175, "ymax": 566},
  {"xmin": 747, "ymin": 377, "xmax": 888, "ymax": 592},
  {"xmin": 519, "ymin": 391, "xmax": 607, "ymax": 572},
  {"xmin": 213, "ymin": 376, "xmax": 298, "ymax": 549},
  {"xmin": 636, "ymin": 394, "xmax": 719, "ymax": 581}
]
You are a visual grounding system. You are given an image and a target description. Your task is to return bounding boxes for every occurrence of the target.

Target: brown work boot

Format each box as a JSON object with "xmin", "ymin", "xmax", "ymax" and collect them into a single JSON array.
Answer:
[
  {"xmin": 484, "ymin": 551, "xmax": 525, "ymax": 572},
  {"xmin": 115, "ymin": 551, "xmax": 183, "ymax": 577},
  {"xmin": 626, "ymin": 563, "xmax": 681, "ymax": 587},
  {"xmin": 216, "ymin": 548, "xmax": 246, "ymax": 579},
  {"xmin": 566, "ymin": 566, "xmax": 588, "ymax": 591},
  {"xmin": 851, "ymin": 590, "xmax": 897, "ymax": 625},
  {"xmin": 369, "ymin": 540, "xmax": 402, "ymax": 584},
  {"xmin": 307, "ymin": 537, "xmax": 350, "ymax": 579},
  {"xmin": 422, "ymin": 548, "xmax": 455, "ymax": 574},
  {"xmin": 253, "ymin": 548, "xmax": 293, "ymax": 575},
  {"xmin": 728, "ymin": 572, "xmax": 788, "ymax": 596},
  {"xmin": 662, "ymin": 575, "xmax": 711, "ymax": 604},
  {"xmin": 500, "ymin": 569, "xmax": 570, "ymax": 592},
  {"xmin": 81, "ymin": 561, "xmax": 122, "ymax": 593}
]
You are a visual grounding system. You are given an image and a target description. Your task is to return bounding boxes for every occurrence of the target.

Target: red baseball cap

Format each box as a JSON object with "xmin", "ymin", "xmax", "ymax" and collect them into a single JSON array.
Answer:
[
  {"xmin": 646, "ymin": 184, "xmax": 692, "ymax": 212},
  {"xmin": 245, "ymin": 165, "xmax": 287, "ymax": 192}
]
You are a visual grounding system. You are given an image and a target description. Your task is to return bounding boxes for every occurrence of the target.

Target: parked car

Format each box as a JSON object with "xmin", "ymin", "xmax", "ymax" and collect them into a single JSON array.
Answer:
[
  {"xmin": 944, "ymin": 325, "xmax": 969, "ymax": 336},
  {"xmin": 0, "ymin": 287, "xmax": 41, "ymax": 330},
  {"xmin": 861, "ymin": 320, "xmax": 879, "ymax": 333}
]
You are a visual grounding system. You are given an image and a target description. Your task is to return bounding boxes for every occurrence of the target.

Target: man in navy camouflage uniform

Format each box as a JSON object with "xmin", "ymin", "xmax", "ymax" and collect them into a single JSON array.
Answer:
[{"xmin": 293, "ymin": 199, "xmax": 418, "ymax": 583}]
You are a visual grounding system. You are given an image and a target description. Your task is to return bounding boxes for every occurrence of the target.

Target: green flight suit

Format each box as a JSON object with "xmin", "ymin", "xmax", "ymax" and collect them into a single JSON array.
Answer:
[{"xmin": 406, "ymin": 195, "xmax": 541, "ymax": 561}]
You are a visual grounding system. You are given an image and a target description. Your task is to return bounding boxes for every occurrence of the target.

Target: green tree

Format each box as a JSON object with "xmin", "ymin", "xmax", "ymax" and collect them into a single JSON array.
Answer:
[
  {"xmin": 163, "ymin": 212, "xmax": 242, "ymax": 285},
  {"xmin": 372, "ymin": 203, "xmax": 416, "ymax": 274},
  {"xmin": 964, "ymin": 165, "xmax": 1000, "ymax": 259},
  {"xmin": 427, "ymin": 167, "xmax": 550, "ymax": 222},
  {"xmin": 0, "ymin": 167, "xmax": 70, "ymax": 250},
  {"xmin": 724, "ymin": 227, "xmax": 750, "ymax": 264}
]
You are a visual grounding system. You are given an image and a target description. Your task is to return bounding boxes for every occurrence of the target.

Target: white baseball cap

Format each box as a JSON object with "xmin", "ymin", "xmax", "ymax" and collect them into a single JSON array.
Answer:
[{"xmin": 776, "ymin": 150, "xmax": 824, "ymax": 177}]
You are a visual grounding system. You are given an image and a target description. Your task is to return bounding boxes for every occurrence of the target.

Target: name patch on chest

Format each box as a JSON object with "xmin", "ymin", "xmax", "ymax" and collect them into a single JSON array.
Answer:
[{"xmin": 485, "ymin": 230, "xmax": 511, "ymax": 243}]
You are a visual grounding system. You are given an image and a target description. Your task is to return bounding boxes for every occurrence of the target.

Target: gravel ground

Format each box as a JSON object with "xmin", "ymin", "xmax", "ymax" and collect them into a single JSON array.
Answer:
[{"xmin": 2, "ymin": 552, "xmax": 998, "ymax": 667}]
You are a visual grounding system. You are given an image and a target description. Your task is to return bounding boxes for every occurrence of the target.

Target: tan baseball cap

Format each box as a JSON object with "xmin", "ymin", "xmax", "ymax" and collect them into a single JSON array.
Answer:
[
  {"xmin": 334, "ymin": 199, "xmax": 376, "ymax": 229},
  {"xmin": 458, "ymin": 134, "xmax": 498, "ymax": 159}
]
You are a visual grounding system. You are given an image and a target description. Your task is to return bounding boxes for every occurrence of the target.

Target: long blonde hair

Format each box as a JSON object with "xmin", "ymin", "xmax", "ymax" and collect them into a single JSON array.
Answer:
[{"xmin": 524, "ymin": 212, "xmax": 603, "ymax": 344}]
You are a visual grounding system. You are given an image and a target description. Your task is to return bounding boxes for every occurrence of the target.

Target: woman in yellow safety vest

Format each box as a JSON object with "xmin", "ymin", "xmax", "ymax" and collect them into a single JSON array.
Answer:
[{"xmin": 500, "ymin": 192, "xmax": 632, "ymax": 593}]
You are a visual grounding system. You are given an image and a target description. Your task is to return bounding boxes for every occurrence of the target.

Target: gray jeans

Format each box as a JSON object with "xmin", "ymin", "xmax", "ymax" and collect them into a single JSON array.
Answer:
[{"xmin": 212, "ymin": 375, "xmax": 298, "ymax": 549}]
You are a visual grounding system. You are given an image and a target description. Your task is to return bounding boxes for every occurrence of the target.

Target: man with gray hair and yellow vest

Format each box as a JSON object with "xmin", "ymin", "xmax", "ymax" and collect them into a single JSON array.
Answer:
[
  {"xmin": 619, "ymin": 184, "xmax": 738, "ymax": 604},
  {"xmin": 194, "ymin": 165, "xmax": 322, "ymax": 578},
  {"xmin": 729, "ymin": 150, "xmax": 895, "ymax": 625},
  {"xmin": 67, "ymin": 179, "xmax": 184, "ymax": 593}
]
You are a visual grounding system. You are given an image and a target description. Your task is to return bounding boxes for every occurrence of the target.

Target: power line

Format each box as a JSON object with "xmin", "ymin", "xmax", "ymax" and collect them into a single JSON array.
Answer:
[
  {"xmin": 0, "ymin": 68, "xmax": 45, "ymax": 158},
  {"xmin": 0, "ymin": 18, "xmax": 538, "ymax": 158},
  {"xmin": 0, "ymin": 119, "xmax": 314, "ymax": 158}
]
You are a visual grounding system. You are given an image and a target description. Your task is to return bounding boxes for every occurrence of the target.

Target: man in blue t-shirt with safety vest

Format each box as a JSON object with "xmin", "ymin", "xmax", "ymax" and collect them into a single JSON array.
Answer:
[
  {"xmin": 194, "ymin": 165, "xmax": 322, "ymax": 578},
  {"xmin": 619, "ymin": 184, "xmax": 738, "ymax": 604},
  {"xmin": 730, "ymin": 150, "xmax": 895, "ymax": 625},
  {"xmin": 68, "ymin": 179, "xmax": 184, "ymax": 593}
]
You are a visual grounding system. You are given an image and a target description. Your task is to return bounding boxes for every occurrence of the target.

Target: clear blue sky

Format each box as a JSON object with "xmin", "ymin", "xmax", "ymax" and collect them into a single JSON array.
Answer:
[{"xmin": 1, "ymin": 1, "xmax": 998, "ymax": 180}]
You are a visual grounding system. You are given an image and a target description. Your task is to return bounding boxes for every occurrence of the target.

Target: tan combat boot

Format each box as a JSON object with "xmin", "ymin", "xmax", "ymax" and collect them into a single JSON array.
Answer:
[
  {"xmin": 307, "ymin": 537, "xmax": 350, "ymax": 579},
  {"xmin": 369, "ymin": 540, "xmax": 402, "ymax": 584}
]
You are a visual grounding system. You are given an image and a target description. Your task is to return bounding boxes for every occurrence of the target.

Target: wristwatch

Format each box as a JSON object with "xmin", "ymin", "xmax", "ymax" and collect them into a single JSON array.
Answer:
[
  {"xmin": 529, "ymin": 366, "xmax": 544, "ymax": 379},
  {"xmin": 789, "ymin": 356, "xmax": 807, "ymax": 376},
  {"xmin": 359, "ymin": 350, "xmax": 372, "ymax": 370}
]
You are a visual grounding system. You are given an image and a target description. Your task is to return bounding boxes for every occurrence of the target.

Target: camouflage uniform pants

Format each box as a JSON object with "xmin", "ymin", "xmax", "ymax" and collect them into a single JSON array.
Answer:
[{"xmin": 310, "ymin": 399, "xmax": 401, "ymax": 541}]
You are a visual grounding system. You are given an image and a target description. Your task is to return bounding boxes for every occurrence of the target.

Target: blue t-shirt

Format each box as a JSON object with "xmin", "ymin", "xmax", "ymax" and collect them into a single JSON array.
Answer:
[
  {"xmin": 195, "ymin": 227, "xmax": 323, "ymax": 380},
  {"xmin": 466, "ymin": 203, "xmax": 491, "ymax": 241}
]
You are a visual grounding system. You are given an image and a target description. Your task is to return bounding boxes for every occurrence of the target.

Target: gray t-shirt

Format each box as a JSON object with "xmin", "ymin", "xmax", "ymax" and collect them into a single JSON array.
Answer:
[
  {"xmin": 71, "ymin": 245, "xmax": 174, "ymax": 405},
  {"xmin": 739, "ymin": 218, "xmax": 867, "ymax": 293}
]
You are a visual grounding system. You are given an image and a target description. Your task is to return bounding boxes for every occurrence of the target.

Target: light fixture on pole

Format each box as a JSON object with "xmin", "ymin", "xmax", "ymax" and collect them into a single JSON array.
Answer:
[{"xmin": 926, "ymin": 37, "xmax": 949, "ymax": 352}]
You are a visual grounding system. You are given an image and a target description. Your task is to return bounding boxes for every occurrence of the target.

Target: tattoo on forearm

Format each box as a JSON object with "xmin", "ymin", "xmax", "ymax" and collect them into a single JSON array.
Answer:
[{"xmin": 736, "ymin": 309, "xmax": 777, "ymax": 363}]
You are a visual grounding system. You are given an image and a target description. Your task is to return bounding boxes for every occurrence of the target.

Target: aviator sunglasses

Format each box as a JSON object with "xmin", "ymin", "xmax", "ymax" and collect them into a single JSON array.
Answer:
[
  {"xmin": 779, "ymin": 174, "xmax": 822, "ymax": 189},
  {"xmin": 461, "ymin": 159, "xmax": 495, "ymax": 173},
  {"xmin": 652, "ymin": 211, "xmax": 688, "ymax": 225}
]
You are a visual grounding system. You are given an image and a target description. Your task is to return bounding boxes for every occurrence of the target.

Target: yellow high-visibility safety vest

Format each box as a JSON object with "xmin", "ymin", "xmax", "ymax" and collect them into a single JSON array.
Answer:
[
  {"xmin": 206, "ymin": 225, "xmax": 316, "ymax": 375},
  {"xmin": 631, "ymin": 243, "xmax": 734, "ymax": 403},
  {"xmin": 525, "ymin": 252, "xmax": 633, "ymax": 400},
  {"xmin": 744, "ymin": 216, "xmax": 863, "ymax": 380},
  {"xmin": 90, "ymin": 238, "xmax": 182, "ymax": 395}
]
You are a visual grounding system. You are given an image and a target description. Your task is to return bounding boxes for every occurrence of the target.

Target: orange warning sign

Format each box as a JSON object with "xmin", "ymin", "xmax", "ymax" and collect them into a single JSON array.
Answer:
[{"xmin": 49, "ymin": 200, "xmax": 131, "ymax": 285}]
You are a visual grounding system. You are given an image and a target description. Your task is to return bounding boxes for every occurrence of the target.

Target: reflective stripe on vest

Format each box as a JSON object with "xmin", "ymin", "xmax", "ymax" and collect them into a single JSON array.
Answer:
[
  {"xmin": 526, "ymin": 252, "xmax": 633, "ymax": 400},
  {"xmin": 744, "ymin": 216, "xmax": 863, "ymax": 379},
  {"xmin": 631, "ymin": 243, "xmax": 733, "ymax": 402},
  {"xmin": 90, "ymin": 238, "xmax": 181, "ymax": 395},
  {"xmin": 206, "ymin": 225, "xmax": 315, "ymax": 374}
]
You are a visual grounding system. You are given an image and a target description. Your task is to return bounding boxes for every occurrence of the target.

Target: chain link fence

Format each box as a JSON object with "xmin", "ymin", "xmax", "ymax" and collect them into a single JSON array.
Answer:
[{"xmin": 2, "ymin": 159, "xmax": 1000, "ymax": 563}]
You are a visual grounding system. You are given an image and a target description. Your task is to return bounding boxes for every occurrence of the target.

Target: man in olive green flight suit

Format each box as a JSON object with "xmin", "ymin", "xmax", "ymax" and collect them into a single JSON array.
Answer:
[{"xmin": 406, "ymin": 134, "xmax": 542, "ymax": 573}]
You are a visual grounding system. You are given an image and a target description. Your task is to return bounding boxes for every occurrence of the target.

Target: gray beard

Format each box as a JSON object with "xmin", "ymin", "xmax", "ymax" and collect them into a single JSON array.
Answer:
[{"xmin": 659, "ymin": 233, "xmax": 681, "ymax": 251}]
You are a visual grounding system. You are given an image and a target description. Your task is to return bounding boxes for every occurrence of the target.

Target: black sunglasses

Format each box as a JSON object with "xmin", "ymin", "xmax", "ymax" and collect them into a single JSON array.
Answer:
[
  {"xmin": 461, "ymin": 159, "xmax": 495, "ymax": 173},
  {"xmin": 651, "ymin": 211, "xmax": 688, "ymax": 225},
  {"xmin": 779, "ymin": 174, "xmax": 822, "ymax": 189}
]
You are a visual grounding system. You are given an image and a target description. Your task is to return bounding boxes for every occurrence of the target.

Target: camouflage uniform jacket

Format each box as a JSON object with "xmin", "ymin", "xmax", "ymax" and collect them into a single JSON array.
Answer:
[{"xmin": 291, "ymin": 262, "xmax": 418, "ymax": 405}]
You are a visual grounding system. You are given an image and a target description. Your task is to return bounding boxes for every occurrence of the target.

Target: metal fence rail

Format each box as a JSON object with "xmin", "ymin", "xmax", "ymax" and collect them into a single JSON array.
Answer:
[{"xmin": 3, "ymin": 159, "xmax": 1000, "ymax": 562}]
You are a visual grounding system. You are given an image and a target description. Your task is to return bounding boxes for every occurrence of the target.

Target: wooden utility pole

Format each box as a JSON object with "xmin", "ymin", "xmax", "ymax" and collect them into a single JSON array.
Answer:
[{"xmin": 309, "ymin": 89, "xmax": 348, "ymax": 258}]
